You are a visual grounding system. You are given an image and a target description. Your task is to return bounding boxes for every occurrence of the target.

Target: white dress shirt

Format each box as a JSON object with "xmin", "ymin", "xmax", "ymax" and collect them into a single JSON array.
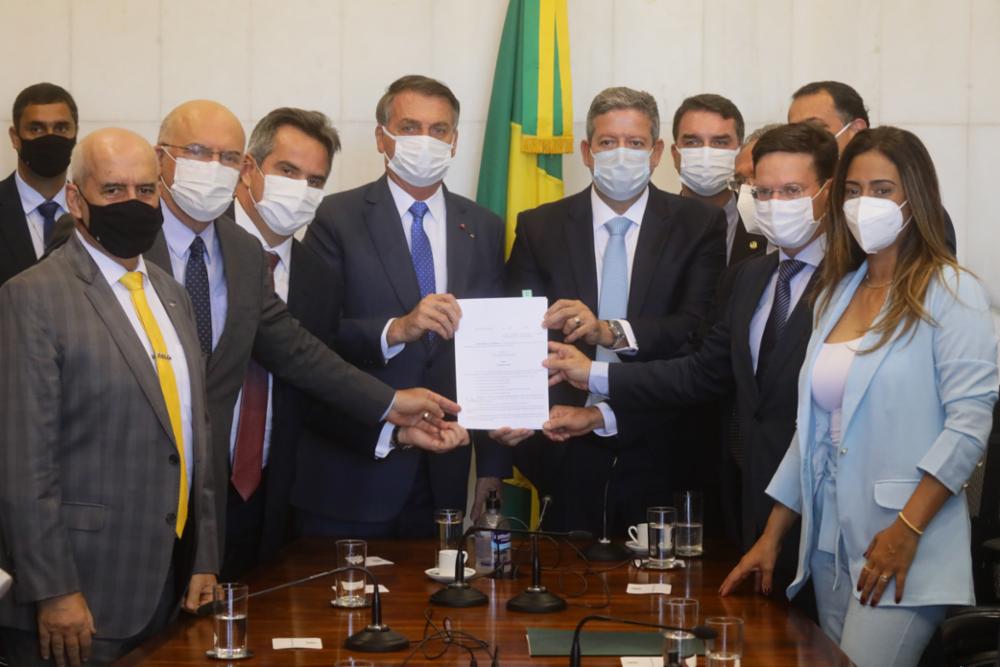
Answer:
[
  {"xmin": 15, "ymin": 170, "xmax": 67, "ymax": 259},
  {"xmin": 77, "ymin": 230, "xmax": 194, "ymax": 486},
  {"xmin": 589, "ymin": 233, "xmax": 827, "ymax": 437},
  {"xmin": 374, "ymin": 178, "xmax": 449, "ymax": 459},
  {"xmin": 160, "ymin": 201, "xmax": 228, "ymax": 351},
  {"xmin": 228, "ymin": 200, "xmax": 294, "ymax": 468}
]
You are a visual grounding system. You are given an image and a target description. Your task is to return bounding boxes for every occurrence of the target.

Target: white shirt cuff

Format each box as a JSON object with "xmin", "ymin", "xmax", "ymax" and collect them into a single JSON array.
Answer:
[
  {"xmin": 593, "ymin": 402, "xmax": 618, "ymax": 437},
  {"xmin": 589, "ymin": 361, "xmax": 610, "ymax": 396},
  {"xmin": 374, "ymin": 421, "xmax": 396, "ymax": 459},
  {"xmin": 381, "ymin": 318, "xmax": 406, "ymax": 362}
]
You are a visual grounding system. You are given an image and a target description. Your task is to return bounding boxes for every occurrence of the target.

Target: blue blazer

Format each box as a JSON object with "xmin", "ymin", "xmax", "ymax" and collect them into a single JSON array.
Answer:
[{"xmin": 767, "ymin": 262, "xmax": 998, "ymax": 606}]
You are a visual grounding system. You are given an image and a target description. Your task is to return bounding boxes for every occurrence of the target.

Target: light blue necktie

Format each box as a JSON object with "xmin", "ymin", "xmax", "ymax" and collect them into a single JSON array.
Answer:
[{"xmin": 596, "ymin": 216, "xmax": 631, "ymax": 364}]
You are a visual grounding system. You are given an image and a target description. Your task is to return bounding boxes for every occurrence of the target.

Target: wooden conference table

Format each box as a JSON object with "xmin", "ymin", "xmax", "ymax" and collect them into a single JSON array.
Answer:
[{"xmin": 118, "ymin": 538, "xmax": 850, "ymax": 666}]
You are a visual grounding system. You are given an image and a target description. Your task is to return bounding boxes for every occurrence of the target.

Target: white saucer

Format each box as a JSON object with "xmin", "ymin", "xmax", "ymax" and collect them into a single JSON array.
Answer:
[
  {"xmin": 625, "ymin": 540, "xmax": 648, "ymax": 554},
  {"xmin": 425, "ymin": 567, "xmax": 476, "ymax": 583}
]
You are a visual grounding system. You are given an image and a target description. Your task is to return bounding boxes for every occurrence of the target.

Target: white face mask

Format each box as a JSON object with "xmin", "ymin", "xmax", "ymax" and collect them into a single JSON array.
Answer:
[
  {"xmin": 736, "ymin": 183, "xmax": 757, "ymax": 230},
  {"xmin": 752, "ymin": 182, "xmax": 827, "ymax": 249},
  {"xmin": 843, "ymin": 196, "xmax": 910, "ymax": 254},
  {"xmin": 591, "ymin": 147, "xmax": 651, "ymax": 202},
  {"xmin": 381, "ymin": 127, "xmax": 454, "ymax": 188},
  {"xmin": 250, "ymin": 172, "xmax": 324, "ymax": 237},
  {"xmin": 678, "ymin": 146, "xmax": 736, "ymax": 196},
  {"xmin": 163, "ymin": 154, "xmax": 240, "ymax": 222}
]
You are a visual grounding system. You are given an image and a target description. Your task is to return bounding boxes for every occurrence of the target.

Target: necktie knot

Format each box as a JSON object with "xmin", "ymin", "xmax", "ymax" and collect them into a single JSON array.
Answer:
[
  {"xmin": 189, "ymin": 235, "xmax": 206, "ymax": 258},
  {"xmin": 778, "ymin": 259, "xmax": 806, "ymax": 284},
  {"xmin": 605, "ymin": 216, "xmax": 631, "ymax": 237},
  {"xmin": 119, "ymin": 271, "xmax": 144, "ymax": 292},
  {"xmin": 37, "ymin": 201, "xmax": 61, "ymax": 219},
  {"xmin": 409, "ymin": 200, "xmax": 429, "ymax": 224}
]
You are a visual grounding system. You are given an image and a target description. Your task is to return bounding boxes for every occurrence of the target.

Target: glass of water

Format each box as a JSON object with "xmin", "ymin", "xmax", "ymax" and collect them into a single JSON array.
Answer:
[
  {"xmin": 435, "ymin": 508, "xmax": 464, "ymax": 552},
  {"xmin": 706, "ymin": 616, "xmax": 744, "ymax": 666},
  {"xmin": 212, "ymin": 583, "xmax": 248, "ymax": 658},
  {"xmin": 661, "ymin": 597, "xmax": 699, "ymax": 666},
  {"xmin": 646, "ymin": 506, "xmax": 676, "ymax": 569},
  {"xmin": 334, "ymin": 539, "xmax": 368, "ymax": 608},
  {"xmin": 674, "ymin": 490, "xmax": 703, "ymax": 557}
]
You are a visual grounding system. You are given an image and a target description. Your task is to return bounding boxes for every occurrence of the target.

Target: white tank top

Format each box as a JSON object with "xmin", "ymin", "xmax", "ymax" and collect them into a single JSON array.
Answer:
[{"xmin": 811, "ymin": 338, "xmax": 863, "ymax": 445}]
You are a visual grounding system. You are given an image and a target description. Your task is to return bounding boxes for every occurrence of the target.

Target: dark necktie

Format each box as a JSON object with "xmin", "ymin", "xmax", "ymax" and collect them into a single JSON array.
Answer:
[
  {"xmin": 756, "ymin": 259, "xmax": 806, "ymax": 382},
  {"xmin": 185, "ymin": 236, "xmax": 213, "ymax": 355},
  {"xmin": 408, "ymin": 200, "xmax": 435, "ymax": 340},
  {"xmin": 231, "ymin": 252, "xmax": 280, "ymax": 501},
  {"xmin": 37, "ymin": 200, "xmax": 60, "ymax": 249}
]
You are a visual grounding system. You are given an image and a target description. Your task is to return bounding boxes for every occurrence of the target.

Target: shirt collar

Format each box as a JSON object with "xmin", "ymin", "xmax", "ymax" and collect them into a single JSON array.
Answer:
[
  {"xmin": 161, "ymin": 198, "xmax": 219, "ymax": 264},
  {"xmin": 233, "ymin": 199, "xmax": 293, "ymax": 271},
  {"xmin": 386, "ymin": 175, "xmax": 447, "ymax": 225},
  {"xmin": 15, "ymin": 170, "xmax": 68, "ymax": 215},
  {"xmin": 780, "ymin": 232, "xmax": 827, "ymax": 268},
  {"xmin": 75, "ymin": 229, "xmax": 150, "ymax": 287},
  {"xmin": 590, "ymin": 185, "xmax": 649, "ymax": 232}
]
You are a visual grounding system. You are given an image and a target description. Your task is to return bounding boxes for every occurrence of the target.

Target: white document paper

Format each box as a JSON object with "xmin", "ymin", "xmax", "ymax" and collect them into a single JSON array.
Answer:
[
  {"xmin": 364, "ymin": 556, "xmax": 394, "ymax": 567},
  {"xmin": 272, "ymin": 637, "xmax": 323, "ymax": 649},
  {"xmin": 622, "ymin": 657, "xmax": 696, "ymax": 667},
  {"xmin": 626, "ymin": 583, "xmax": 672, "ymax": 595},
  {"xmin": 455, "ymin": 297, "xmax": 549, "ymax": 429}
]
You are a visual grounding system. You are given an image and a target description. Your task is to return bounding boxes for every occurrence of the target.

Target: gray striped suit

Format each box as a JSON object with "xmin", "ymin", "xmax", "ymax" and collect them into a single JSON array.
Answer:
[{"xmin": 0, "ymin": 233, "xmax": 218, "ymax": 643}]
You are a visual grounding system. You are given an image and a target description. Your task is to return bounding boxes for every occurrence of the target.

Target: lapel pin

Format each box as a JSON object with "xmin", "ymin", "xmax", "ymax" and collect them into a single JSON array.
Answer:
[
  {"xmin": 168, "ymin": 300, "xmax": 176, "ymax": 308},
  {"xmin": 749, "ymin": 240, "xmax": 759, "ymax": 250},
  {"xmin": 459, "ymin": 223, "xmax": 475, "ymax": 239}
]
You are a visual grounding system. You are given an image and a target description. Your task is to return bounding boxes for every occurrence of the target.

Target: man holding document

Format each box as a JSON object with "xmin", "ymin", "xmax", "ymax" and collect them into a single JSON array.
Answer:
[
  {"xmin": 505, "ymin": 87, "xmax": 727, "ymax": 534},
  {"xmin": 300, "ymin": 75, "xmax": 514, "ymax": 537}
]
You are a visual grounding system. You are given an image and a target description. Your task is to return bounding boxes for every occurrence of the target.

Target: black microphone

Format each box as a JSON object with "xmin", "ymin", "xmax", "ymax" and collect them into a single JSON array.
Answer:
[
  {"xmin": 537, "ymin": 494, "xmax": 553, "ymax": 529},
  {"xmin": 583, "ymin": 458, "xmax": 632, "ymax": 562},
  {"xmin": 568, "ymin": 615, "xmax": 717, "ymax": 667},
  {"xmin": 196, "ymin": 566, "xmax": 408, "ymax": 652},
  {"xmin": 430, "ymin": 525, "xmax": 592, "ymax": 608}
]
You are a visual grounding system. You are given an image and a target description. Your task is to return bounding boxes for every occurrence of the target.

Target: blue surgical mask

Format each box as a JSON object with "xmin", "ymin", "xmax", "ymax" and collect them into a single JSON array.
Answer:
[{"xmin": 591, "ymin": 147, "xmax": 651, "ymax": 201}]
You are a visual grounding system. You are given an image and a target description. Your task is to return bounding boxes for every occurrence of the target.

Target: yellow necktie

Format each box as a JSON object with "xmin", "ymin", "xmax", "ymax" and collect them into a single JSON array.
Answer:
[{"xmin": 119, "ymin": 271, "xmax": 188, "ymax": 538}]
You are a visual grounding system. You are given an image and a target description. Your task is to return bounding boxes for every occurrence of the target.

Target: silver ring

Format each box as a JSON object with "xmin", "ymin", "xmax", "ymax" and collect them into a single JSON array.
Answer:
[
  {"xmin": 878, "ymin": 574, "xmax": 890, "ymax": 584},
  {"xmin": 573, "ymin": 316, "xmax": 582, "ymax": 327},
  {"xmin": 421, "ymin": 411, "xmax": 431, "ymax": 421}
]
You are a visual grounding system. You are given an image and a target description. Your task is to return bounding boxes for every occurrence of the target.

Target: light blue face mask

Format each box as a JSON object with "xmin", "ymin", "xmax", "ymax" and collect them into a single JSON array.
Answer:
[{"xmin": 590, "ymin": 147, "xmax": 652, "ymax": 201}]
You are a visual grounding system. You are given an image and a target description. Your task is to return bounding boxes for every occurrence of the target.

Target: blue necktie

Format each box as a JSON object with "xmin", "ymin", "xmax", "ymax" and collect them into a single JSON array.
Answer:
[
  {"xmin": 596, "ymin": 216, "xmax": 631, "ymax": 364},
  {"xmin": 37, "ymin": 200, "xmax": 60, "ymax": 249},
  {"xmin": 409, "ymin": 201, "xmax": 436, "ymax": 298},
  {"xmin": 185, "ymin": 236, "xmax": 213, "ymax": 355},
  {"xmin": 757, "ymin": 259, "xmax": 806, "ymax": 381}
]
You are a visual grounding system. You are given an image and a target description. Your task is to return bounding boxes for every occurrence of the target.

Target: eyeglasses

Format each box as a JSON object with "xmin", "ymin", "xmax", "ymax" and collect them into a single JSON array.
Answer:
[
  {"xmin": 751, "ymin": 183, "xmax": 811, "ymax": 201},
  {"xmin": 160, "ymin": 143, "xmax": 243, "ymax": 168}
]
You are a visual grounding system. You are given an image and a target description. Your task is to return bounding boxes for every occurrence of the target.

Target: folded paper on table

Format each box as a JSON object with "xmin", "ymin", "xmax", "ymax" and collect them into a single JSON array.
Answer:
[{"xmin": 526, "ymin": 628, "xmax": 669, "ymax": 656}]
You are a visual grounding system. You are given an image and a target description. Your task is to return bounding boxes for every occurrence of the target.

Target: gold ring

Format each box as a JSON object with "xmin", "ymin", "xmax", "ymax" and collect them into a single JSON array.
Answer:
[
  {"xmin": 573, "ymin": 316, "xmax": 582, "ymax": 327},
  {"xmin": 422, "ymin": 411, "xmax": 431, "ymax": 421}
]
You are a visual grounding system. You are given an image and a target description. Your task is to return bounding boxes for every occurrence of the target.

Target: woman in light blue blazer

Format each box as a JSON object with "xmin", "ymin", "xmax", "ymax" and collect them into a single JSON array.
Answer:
[{"xmin": 720, "ymin": 126, "xmax": 998, "ymax": 667}]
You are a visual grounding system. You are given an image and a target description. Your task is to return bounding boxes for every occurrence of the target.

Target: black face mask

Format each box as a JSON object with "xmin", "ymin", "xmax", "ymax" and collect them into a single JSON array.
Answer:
[
  {"xmin": 82, "ymin": 196, "xmax": 164, "ymax": 259},
  {"xmin": 18, "ymin": 134, "xmax": 76, "ymax": 178}
]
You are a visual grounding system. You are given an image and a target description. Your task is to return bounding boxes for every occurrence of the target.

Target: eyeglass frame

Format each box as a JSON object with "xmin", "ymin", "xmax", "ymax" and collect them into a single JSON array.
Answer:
[{"xmin": 159, "ymin": 143, "xmax": 244, "ymax": 168}]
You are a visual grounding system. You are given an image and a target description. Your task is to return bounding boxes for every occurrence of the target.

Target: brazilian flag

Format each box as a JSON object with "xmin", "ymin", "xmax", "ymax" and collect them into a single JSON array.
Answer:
[
  {"xmin": 477, "ymin": 0, "xmax": 572, "ymax": 526},
  {"xmin": 477, "ymin": 0, "xmax": 573, "ymax": 259}
]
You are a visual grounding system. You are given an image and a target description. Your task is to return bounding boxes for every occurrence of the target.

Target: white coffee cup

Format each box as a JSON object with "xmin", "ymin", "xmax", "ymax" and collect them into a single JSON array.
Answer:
[
  {"xmin": 437, "ymin": 549, "xmax": 466, "ymax": 576},
  {"xmin": 628, "ymin": 522, "xmax": 649, "ymax": 547}
]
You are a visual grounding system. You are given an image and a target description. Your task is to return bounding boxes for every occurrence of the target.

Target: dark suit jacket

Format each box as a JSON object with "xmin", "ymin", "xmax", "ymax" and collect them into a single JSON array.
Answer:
[
  {"xmin": 258, "ymin": 238, "xmax": 340, "ymax": 561},
  {"xmin": 729, "ymin": 214, "xmax": 767, "ymax": 266},
  {"xmin": 0, "ymin": 234, "xmax": 217, "ymax": 638},
  {"xmin": 504, "ymin": 184, "xmax": 726, "ymax": 528},
  {"xmin": 297, "ymin": 175, "xmax": 511, "ymax": 523},
  {"xmin": 609, "ymin": 251, "xmax": 813, "ymax": 583},
  {"xmin": 0, "ymin": 172, "xmax": 39, "ymax": 287},
  {"xmin": 144, "ymin": 215, "xmax": 396, "ymax": 547}
]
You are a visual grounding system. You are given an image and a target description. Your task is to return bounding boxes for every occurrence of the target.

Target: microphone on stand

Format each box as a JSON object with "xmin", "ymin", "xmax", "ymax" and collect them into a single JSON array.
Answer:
[
  {"xmin": 583, "ymin": 458, "xmax": 631, "ymax": 562},
  {"xmin": 429, "ymin": 525, "xmax": 592, "ymax": 609},
  {"xmin": 567, "ymin": 615, "xmax": 717, "ymax": 667},
  {"xmin": 196, "ymin": 565, "xmax": 408, "ymax": 652}
]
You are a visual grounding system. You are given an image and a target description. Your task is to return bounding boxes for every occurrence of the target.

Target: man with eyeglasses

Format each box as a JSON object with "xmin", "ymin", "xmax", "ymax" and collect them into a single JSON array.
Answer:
[
  {"xmin": 669, "ymin": 94, "xmax": 765, "ymax": 267},
  {"xmin": 787, "ymin": 80, "xmax": 956, "ymax": 253},
  {"xmin": 544, "ymin": 123, "xmax": 835, "ymax": 618},
  {"xmin": 143, "ymin": 100, "xmax": 462, "ymax": 562}
]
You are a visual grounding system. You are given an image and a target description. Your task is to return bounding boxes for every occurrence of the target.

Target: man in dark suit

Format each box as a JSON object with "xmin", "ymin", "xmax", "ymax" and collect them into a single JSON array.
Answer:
[
  {"xmin": 505, "ymin": 86, "xmax": 726, "ymax": 536},
  {"xmin": 544, "ymin": 123, "xmax": 838, "ymax": 615},
  {"xmin": 142, "ymin": 100, "xmax": 461, "ymax": 563},
  {"xmin": 299, "ymin": 75, "xmax": 511, "ymax": 538},
  {"xmin": 0, "ymin": 129, "xmax": 218, "ymax": 666},
  {"xmin": 0, "ymin": 83, "xmax": 78, "ymax": 287},
  {"xmin": 669, "ymin": 93, "xmax": 766, "ymax": 267}
]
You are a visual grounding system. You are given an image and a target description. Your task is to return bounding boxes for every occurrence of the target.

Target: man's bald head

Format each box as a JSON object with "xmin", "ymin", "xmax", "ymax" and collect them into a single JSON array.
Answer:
[
  {"xmin": 158, "ymin": 99, "xmax": 245, "ymax": 149},
  {"xmin": 70, "ymin": 128, "xmax": 158, "ymax": 185}
]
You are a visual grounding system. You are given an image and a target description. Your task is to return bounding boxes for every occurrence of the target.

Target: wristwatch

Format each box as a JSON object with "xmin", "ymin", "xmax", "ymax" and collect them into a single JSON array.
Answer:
[
  {"xmin": 604, "ymin": 319, "xmax": 627, "ymax": 349},
  {"xmin": 389, "ymin": 425, "xmax": 413, "ymax": 451}
]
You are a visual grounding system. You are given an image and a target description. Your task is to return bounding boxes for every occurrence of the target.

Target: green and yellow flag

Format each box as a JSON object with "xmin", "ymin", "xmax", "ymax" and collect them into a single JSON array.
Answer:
[{"xmin": 476, "ymin": 0, "xmax": 573, "ymax": 259}]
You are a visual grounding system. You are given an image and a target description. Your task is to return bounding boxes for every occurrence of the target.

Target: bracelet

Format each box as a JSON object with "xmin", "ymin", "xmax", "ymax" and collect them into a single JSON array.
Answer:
[{"xmin": 897, "ymin": 511, "xmax": 924, "ymax": 536}]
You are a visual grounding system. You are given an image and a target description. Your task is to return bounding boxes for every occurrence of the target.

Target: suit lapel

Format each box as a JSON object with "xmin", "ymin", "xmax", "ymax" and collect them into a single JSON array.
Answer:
[
  {"xmin": 287, "ymin": 241, "xmax": 308, "ymax": 314},
  {"xmin": 730, "ymin": 215, "xmax": 766, "ymax": 265},
  {"xmin": 733, "ymin": 253, "xmax": 779, "ymax": 403},
  {"xmin": 144, "ymin": 229, "xmax": 171, "ymax": 271},
  {"xmin": 444, "ymin": 187, "xmax": 473, "ymax": 297},
  {"xmin": 760, "ymin": 267, "xmax": 820, "ymax": 390},
  {"xmin": 563, "ymin": 188, "xmax": 598, "ymax": 312},
  {"xmin": 69, "ymin": 236, "xmax": 177, "ymax": 446},
  {"xmin": 209, "ymin": 216, "xmax": 246, "ymax": 375},
  {"xmin": 627, "ymin": 186, "xmax": 676, "ymax": 317},
  {"xmin": 365, "ymin": 176, "xmax": 422, "ymax": 312},
  {"xmin": 0, "ymin": 173, "xmax": 38, "ymax": 268}
]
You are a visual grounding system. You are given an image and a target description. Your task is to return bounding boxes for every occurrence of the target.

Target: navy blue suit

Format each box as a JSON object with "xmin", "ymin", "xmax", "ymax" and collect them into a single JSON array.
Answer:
[{"xmin": 297, "ymin": 175, "xmax": 511, "ymax": 527}]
